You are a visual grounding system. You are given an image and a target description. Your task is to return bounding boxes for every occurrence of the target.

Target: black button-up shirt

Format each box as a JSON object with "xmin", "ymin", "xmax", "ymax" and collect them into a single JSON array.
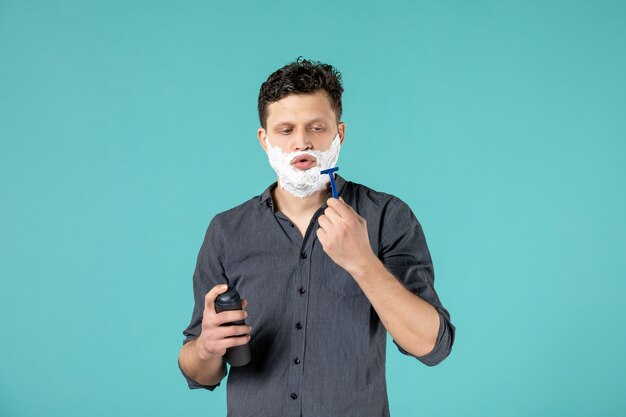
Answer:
[{"xmin": 180, "ymin": 174, "xmax": 455, "ymax": 417}]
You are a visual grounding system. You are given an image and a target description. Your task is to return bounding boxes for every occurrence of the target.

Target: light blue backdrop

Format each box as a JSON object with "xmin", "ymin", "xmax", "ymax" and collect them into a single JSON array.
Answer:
[{"xmin": 1, "ymin": 1, "xmax": 624, "ymax": 416}]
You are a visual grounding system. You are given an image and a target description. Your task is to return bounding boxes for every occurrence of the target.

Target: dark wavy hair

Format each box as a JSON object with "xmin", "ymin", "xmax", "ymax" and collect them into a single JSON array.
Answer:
[{"xmin": 258, "ymin": 57, "xmax": 343, "ymax": 128}]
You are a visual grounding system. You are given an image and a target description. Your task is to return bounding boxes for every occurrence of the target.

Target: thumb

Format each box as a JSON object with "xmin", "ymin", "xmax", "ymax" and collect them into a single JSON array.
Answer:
[{"xmin": 204, "ymin": 283, "xmax": 229, "ymax": 314}]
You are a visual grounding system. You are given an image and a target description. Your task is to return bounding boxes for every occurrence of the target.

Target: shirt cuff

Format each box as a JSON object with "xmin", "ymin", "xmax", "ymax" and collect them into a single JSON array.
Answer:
[{"xmin": 393, "ymin": 308, "xmax": 454, "ymax": 366}]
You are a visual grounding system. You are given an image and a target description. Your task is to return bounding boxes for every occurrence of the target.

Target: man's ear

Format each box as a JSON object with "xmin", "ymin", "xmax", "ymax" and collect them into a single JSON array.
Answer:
[
  {"xmin": 257, "ymin": 127, "xmax": 268, "ymax": 153},
  {"xmin": 338, "ymin": 122, "xmax": 346, "ymax": 146}
]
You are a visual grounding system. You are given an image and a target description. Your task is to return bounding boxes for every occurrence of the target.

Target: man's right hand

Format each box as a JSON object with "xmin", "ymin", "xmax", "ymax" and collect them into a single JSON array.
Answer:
[{"xmin": 194, "ymin": 284, "xmax": 252, "ymax": 361}]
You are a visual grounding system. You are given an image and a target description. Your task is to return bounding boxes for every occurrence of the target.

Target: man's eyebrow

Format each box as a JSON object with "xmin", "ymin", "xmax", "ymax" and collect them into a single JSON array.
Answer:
[
  {"xmin": 271, "ymin": 117, "xmax": 333, "ymax": 129},
  {"xmin": 307, "ymin": 118, "xmax": 329, "ymax": 124},
  {"xmin": 273, "ymin": 122, "xmax": 295, "ymax": 129}
]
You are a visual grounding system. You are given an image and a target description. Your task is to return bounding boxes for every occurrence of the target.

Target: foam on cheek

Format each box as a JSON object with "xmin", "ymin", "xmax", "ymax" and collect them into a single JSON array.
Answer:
[{"xmin": 264, "ymin": 135, "xmax": 341, "ymax": 198}]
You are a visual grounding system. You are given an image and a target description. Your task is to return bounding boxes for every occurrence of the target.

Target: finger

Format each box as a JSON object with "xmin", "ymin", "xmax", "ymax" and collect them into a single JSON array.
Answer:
[
  {"xmin": 220, "ymin": 323, "xmax": 252, "ymax": 338},
  {"xmin": 327, "ymin": 197, "xmax": 354, "ymax": 219},
  {"xmin": 213, "ymin": 309, "xmax": 248, "ymax": 326},
  {"xmin": 316, "ymin": 227, "xmax": 327, "ymax": 245},
  {"xmin": 204, "ymin": 284, "xmax": 229, "ymax": 316},
  {"xmin": 241, "ymin": 299, "xmax": 248, "ymax": 310},
  {"xmin": 323, "ymin": 206, "xmax": 343, "ymax": 224},
  {"xmin": 318, "ymin": 214, "xmax": 333, "ymax": 231},
  {"xmin": 218, "ymin": 334, "xmax": 252, "ymax": 350},
  {"xmin": 339, "ymin": 196, "xmax": 357, "ymax": 213}
]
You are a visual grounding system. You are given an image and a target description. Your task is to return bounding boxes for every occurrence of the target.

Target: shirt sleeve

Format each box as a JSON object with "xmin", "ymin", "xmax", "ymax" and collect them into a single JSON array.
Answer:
[
  {"xmin": 180, "ymin": 215, "xmax": 230, "ymax": 390},
  {"xmin": 379, "ymin": 198, "xmax": 456, "ymax": 366}
]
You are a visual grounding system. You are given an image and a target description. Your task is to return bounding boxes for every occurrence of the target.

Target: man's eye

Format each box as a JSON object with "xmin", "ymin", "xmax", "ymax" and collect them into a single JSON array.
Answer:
[
  {"xmin": 280, "ymin": 130, "xmax": 292, "ymax": 134},
  {"xmin": 311, "ymin": 127, "xmax": 325, "ymax": 132}
]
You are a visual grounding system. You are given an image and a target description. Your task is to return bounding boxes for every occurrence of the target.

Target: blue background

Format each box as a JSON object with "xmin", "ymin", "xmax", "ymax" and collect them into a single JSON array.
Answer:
[{"xmin": 1, "ymin": 1, "xmax": 625, "ymax": 416}]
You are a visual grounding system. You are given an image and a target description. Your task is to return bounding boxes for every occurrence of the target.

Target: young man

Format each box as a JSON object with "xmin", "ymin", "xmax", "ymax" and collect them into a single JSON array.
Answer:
[{"xmin": 178, "ymin": 58, "xmax": 455, "ymax": 417}]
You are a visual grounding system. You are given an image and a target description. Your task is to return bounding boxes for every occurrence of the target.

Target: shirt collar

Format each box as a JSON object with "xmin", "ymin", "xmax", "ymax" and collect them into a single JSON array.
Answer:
[{"xmin": 258, "ymin": 173, "xmax": 348, "ymax": 209}]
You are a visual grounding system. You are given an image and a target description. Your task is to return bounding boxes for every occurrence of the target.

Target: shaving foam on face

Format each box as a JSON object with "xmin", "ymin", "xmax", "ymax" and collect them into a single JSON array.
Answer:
[{"xmin": 265, "ymin": 134, "xmax": 341, "ymax": 198}]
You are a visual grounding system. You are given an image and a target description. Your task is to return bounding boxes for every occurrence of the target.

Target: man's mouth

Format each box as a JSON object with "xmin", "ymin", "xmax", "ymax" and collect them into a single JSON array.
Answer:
[{"xmin": 291, "ymin": 154, "xmax": 317, "ymax": 170}]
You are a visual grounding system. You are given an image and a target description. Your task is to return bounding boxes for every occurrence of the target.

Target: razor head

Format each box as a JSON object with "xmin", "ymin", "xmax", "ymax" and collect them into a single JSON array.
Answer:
[
  {"xmin": 320, "ymin": 166, "xmax": 340, "ymax": 198},
  {"xmin": 320, "ymin": 167, "xmax": 339, "ymax": 175}
]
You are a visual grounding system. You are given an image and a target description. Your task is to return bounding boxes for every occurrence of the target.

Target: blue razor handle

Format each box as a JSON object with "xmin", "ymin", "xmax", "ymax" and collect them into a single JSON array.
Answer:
[{"xmin": 321, "ymin": 167, "xmax": 339, "ymax": 198}]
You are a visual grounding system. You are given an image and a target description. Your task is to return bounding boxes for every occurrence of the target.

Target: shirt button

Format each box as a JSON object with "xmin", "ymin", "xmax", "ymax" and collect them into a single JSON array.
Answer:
[
  {"xmin": 298, "ymin": 287, "xmax": 306, "ymax": 295},
  {"xmin": 288, "ymin": 222, "xmax": 294, "ymax": 228},
  {"xmin": 295, "ymin": 322, "xmax": 302, "ymax": 329},
  {"xmin": 294, "ymin": 357, "xmax": 301, "ymax": 364},
  {"xmin": 300, "ymin": 252, "xmax": 307, "ymax": 259},
  {"xmin": 290, "ymin": 392, "xmax": 298, "ymax": 400}
]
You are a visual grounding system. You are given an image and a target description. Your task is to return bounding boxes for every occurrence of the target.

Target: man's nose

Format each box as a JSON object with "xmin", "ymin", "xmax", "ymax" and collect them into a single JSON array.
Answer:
[{"xmin": 292, "ymin": 129, "xmax": 312, "ymax": 151}]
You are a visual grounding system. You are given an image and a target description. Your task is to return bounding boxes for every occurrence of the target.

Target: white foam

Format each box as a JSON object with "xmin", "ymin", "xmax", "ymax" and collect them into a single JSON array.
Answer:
[{"xmin": 265, "ymin": 134, "xmax": 341, "ymax": 198}]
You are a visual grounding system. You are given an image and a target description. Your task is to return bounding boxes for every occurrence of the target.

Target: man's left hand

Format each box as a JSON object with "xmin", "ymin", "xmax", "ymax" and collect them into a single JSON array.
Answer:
[{"xmin": 316, "ymin": 197, "xmax": 377, "ymax": 275}]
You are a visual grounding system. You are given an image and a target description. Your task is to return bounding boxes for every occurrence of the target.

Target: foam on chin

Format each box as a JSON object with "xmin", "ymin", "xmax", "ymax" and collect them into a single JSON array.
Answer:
[{"xmin": 265, "ymin": 134, "xmax": 341, "ymax": 198}]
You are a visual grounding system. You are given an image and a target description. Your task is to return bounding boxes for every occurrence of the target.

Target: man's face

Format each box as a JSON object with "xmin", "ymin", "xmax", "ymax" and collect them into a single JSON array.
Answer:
[{"xmin": 258, "ymin": 90, "xmax": 345, "ymax": 171}]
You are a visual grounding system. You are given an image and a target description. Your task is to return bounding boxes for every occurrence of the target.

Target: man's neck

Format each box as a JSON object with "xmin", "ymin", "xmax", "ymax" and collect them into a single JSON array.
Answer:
[{"xmin": 271, "ymin": 180, "xmax": 329, "ymax": 218}]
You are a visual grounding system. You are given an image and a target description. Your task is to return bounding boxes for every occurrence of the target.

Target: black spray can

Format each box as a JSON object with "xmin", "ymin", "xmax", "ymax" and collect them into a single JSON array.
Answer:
[{"xmin": 214, "ymin": 285, "xmax": 251, "ymax": 367}]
